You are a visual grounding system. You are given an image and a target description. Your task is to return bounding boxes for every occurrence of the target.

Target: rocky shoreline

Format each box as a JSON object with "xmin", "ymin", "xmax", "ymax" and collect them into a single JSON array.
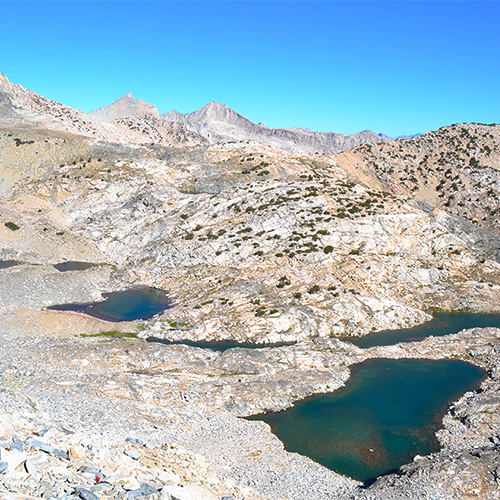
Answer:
[{"xmin": 1, "ymin": 321, "xmax": 499, "ymax": 499}]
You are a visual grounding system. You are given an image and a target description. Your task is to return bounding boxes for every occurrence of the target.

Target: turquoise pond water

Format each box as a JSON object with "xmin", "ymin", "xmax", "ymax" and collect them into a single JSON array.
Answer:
[
  {"xmin": 53, "ymin": 261, "xmax": 97, "ymax": 272},
  {"xmin": 48, "ymin": 287, "xmax": 171, "ymax": 321},
  {"xmin": 248, "ymin": 358, "xmax": 485, "ymax": 483},
  {"xmin": 0, "ymin": 260, "xmax": 20, "ymax": 269},
  {"xmin": 147, "ymin": 338, "xmax": 295, "ymax": 351},
  {"xmin": 348, "ymin": 312, "xmax": 500, "ymax": 348}
]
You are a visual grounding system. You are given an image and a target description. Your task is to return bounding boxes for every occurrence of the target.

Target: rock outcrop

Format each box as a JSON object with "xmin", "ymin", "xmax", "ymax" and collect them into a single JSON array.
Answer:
[{"xmin": 0, "ymin": 72, "xmax": 114, "ymax": 140}]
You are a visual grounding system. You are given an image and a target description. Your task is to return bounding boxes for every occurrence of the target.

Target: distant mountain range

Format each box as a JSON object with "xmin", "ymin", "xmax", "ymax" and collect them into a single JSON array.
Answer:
[{"xmin": 0, "ymin": 72, "xmax": 395, "ymax": 153}]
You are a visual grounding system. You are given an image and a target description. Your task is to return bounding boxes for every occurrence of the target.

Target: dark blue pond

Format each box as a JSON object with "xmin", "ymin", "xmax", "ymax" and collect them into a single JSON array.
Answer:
[
  {"xmin": 0, "ymin": 260, "xmax": 20, "ymax": 269},
  {"xmin": 348, "ymin": 312, "xmax": 500, "ymax": 348},
  {"xmin": 53, "ymin": 261, "xmax": 97, "ymax": 272},
  {"xmin": 248, "ymin": 358, "xmax": 485, "ymax": 483},
  {"xmin": 147, "ymin": 338, "xmax": 295, "ymax": 351},
  {"xmin": 48, "ymin": 287, "xmax": 171, "ymax": 321}
]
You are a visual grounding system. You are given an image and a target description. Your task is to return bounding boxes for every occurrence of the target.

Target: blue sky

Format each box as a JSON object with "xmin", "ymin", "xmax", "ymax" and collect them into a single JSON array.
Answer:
[{"xmin": 1, "ymin": 1, "xmax": 498, "ymax": 137}]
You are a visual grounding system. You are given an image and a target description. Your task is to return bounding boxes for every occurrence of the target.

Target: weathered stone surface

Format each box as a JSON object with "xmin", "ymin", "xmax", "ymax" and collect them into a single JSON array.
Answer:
[{"xmin": 75, "ymin": 487, "xmax": 101, "ymax": 500}]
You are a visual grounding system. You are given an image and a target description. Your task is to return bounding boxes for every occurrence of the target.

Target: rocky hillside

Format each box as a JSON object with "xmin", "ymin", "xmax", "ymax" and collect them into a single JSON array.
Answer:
[
  {"xmin": 1, "ymin": 74, "xmax": 500, "ymax": 500},
  {"xmin": 335, "ymin": 123, "xmax": 500, "ymax": 234},
  {"xmin": 5, "ymin": 134, "xmax": 499, "ymax": 344},
  {"xmin": 0, "ymin": 73, "xmax": 205, "ymax": 148}
]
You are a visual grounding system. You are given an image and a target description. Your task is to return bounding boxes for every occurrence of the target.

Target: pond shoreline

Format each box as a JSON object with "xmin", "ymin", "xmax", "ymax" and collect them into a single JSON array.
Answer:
[{"xmin": 249, "ymin": 358, "xmax": 487, "ymax": 483}]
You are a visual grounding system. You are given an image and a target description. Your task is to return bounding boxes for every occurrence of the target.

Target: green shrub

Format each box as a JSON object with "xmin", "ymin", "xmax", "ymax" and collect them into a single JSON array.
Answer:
[
  {"xmin": 4, "ymin": 222, "xmax": 20, "ymax": 231},
  {"xmin": 323, "ymin": 245, "xmax": 333, "ymax": 254},
  {"xmin": 255, "ymin": 306, "xmax": 266, "ymax": 317},
  {"xmin": 276, "ymin": 276, "xmax": 291, "ymax": 288}
]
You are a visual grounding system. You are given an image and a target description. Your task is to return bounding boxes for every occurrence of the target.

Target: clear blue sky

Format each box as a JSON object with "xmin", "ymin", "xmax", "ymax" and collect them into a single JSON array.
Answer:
[{"xmin": 1, "ymin": 1, "xmax": 498, "ymax": 137}]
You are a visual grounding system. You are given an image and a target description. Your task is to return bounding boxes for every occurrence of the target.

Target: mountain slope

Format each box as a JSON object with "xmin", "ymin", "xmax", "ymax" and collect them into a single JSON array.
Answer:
[
  {"xmin": 0, "ymin": 73, "xmax": 207, "ymax": 148},
  {"xmin": 87, "ymin": 92, "xmax": 207, "ymax": 147},
  {"xmin": 335, "ymin": 123, "xmax": 500, "ymax": 234},
  {"xmin": 0, "ymin": 71, "xmax": 391, "ymax": 154},
  {"xmin": 0, "ymin": 72, "xmax": 114, "ymax": 140}
]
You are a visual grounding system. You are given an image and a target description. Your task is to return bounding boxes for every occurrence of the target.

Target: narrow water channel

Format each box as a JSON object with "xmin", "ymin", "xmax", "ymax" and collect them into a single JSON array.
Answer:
[
  {"xmin": 248, "ymin": 358, "xmax": 485, "ymax": 483},
  {"xmin": 0, "ymin": 260, "xmax": 20, "ymax": 269},
  {"xmin": 348, "ymin": 312, "xmax": 500, "ymax": 348},
  {"xmin": 146, "ymin": 338, "xmax": 295, "ymax": 351}
]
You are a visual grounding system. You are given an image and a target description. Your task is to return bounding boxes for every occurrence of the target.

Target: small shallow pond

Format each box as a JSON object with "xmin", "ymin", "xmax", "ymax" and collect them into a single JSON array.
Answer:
[
  {"xmin": 248, "ymin": 358, "xmax": 485, "ymax": 483},
  {"xmin": 146, "ymin": 338, "xmax": 295, "ymax": 351},
  {"xmin": 48, "ymin": 287, "xmax": 171, "ymax": 321},
  {"xmin": 348, "ymin": 312, "xmax": 500, "ymax": 348},
  {"xmin": 53, "ymin": 261, "xmax": 97, "ymax": 272},
  {"xmin": 0, "ymin": 260, "xmax": 20, "ymax": 269}
]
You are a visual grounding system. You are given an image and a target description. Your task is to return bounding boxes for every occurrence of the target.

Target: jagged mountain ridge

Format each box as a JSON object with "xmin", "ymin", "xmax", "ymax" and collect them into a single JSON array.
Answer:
[
  {"xmin": 161, "ymin": 100, "xmax": 391, "ymax": 153},
  {"xmin": 0, "ymin": 73, "xmax": 206, "ymax": 148},
  {"xmin": 0, "ymin": 71, "xmax": 392, "ymax": 153},
  {"xmin": 88, "ymin": 91, "xmax": 393, "ymax": 153}
]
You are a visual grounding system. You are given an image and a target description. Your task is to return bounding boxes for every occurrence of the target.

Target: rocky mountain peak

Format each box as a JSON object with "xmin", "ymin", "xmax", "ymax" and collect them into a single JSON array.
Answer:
[
  {"xmin": 185, "ymin": 100, "xmax": 251, "ymax": 126},
  {"xmin": 88, "ymin": 92, "xmax": 159, "ymax": 123},
  {"xmin": 0, "ymin": 71, "xmax": 392, "ymax": 153},
  {"xmin": 162, "ymin": 109, "xmax": 186, "ymax": 122}
]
